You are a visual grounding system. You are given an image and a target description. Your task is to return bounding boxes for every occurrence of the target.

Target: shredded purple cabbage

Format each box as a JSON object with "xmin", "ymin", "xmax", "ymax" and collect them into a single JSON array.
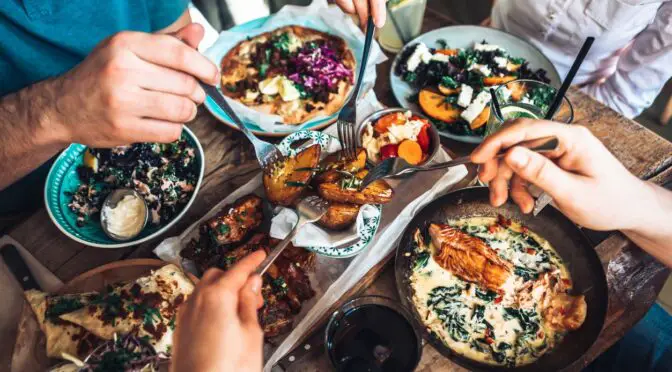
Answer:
[{"xmin": 287, "ymin": 44, "xmax": 353, "ymax": 99}]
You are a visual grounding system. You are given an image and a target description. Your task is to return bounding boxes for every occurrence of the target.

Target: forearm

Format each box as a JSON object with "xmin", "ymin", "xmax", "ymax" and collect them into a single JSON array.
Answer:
[
  {"xmin": 0, "ymin": 79, "xmax": 68, "ymax": 191},
  {"xmin": 622, "ymin": 181, "xmax": 672, "ymax": 268}
]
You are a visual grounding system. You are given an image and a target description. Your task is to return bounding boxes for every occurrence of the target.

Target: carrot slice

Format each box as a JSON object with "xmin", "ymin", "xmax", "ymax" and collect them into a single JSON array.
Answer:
[
  {"xmin": 435, "ymin": 49, "xmax": 458, "ymax": 56},
  {"xmin": 483, "ymin": 76, "xmax": 517, "ymax": 86},
  {"xmin": 375, "ymin": 112, "xmax": 406, "ymax": 134},
  {"xmin": 398, "ymin": 140, "xmax": 423, "ymax": 165}
]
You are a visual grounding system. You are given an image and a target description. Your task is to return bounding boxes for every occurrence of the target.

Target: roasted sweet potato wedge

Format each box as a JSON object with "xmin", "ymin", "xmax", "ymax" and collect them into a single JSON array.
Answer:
[
  {"xmin": 313, "ymin": 148, "xmax": 367, "ymax": 185},
  {"xmin": 418, "ymin": 89, "xmax": 462, "ymax": 123},
  {"xmin": 317, "ymin": 202, "xmax": 360, "ymax": 230},
  {"xmin": 318, "ymin": 170, "xmax": 393, "ymax": 205},
  {"xmin": 264, "ymin": 144, "xmax": 321, "ymax": 206},
  {"xmin": 470, "ymin": 106, "xmax": 490, "ymax": 130}
]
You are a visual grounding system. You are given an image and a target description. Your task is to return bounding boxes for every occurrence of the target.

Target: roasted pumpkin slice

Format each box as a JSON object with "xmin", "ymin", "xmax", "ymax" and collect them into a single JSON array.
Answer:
[
  {"xmin": 483, "ymin": 75, "xmax": 517, "ymax": 86},
  {"xmin": 263, "ymin": 144, "xmax": 321, "ymax": 206},
  {"xmin": 318, "ymin": 170, "xmax": 393, "ymax": 205},
  {"xmin": 314, "ymin": 148, "xmax": 367, "ymax": 185},
  {"xmin": 470, "ymin": 106, "xmax": 491, "ymax": 130},
  {"xmin": 317, "ymin": 202, "xmax": 360, "ymax": 230},
  {"xmin": 418, "ymin": 89, "xmax": 461, "ymax": 123}
]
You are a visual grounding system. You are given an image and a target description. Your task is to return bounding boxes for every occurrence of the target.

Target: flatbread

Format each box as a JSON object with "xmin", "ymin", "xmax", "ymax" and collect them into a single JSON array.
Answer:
[
  {"xmin": 220, "ymin": 25, "xmax": 355, "ymax": 125},
  {"xmin": 24, "ymin": 290, "xmax": 101, "ymax": 359},
  {"xmin": 59, "ymin": 264, "xmax": 194, "ymax": 354}
]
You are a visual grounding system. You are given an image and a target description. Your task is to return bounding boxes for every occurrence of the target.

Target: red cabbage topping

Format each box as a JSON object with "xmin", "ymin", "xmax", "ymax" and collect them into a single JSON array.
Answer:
[{"xmin": 287, "ymin": 43, "xmax": 353, "ymax": 102}]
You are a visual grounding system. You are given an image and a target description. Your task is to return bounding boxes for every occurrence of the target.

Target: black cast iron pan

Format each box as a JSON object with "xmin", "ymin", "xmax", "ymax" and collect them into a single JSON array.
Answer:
[{"xmin": 395, "ymin": 186, "xmax": 608, "ymax": 372}]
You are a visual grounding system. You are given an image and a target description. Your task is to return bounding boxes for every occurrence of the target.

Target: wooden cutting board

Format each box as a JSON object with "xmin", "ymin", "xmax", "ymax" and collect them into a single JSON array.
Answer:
[{"xmin": 10, "ymin": 259, "xmax": 197, "ymax": 372}]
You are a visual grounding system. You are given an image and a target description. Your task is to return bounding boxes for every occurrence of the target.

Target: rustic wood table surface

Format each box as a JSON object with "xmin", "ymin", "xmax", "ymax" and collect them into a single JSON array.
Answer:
[{"xmin": 3, "ymin": 1, "xmax": 672, "ymax": 371}]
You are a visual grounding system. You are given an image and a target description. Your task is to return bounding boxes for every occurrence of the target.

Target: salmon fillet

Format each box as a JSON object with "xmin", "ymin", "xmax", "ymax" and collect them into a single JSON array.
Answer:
[{"xmin": 429, "ymin": 223, "xmax": 512, "ymax": 292}]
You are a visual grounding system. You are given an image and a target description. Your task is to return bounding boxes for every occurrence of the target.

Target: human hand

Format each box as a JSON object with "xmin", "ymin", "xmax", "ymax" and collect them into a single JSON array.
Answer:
[
  {"xmin": 336, "ymin": 0, "xmax": 387, "ymax": 29},
  {"xmin": 50, "ymin": 23, "xmax": 218, "ymax": 148},
  {"xmin": 470, "ymin": 119, "xmax": 646, "ymax": 231},
  {"xmin": 171, "ymin": 250, "xmax": 266, "ymax": 372}
]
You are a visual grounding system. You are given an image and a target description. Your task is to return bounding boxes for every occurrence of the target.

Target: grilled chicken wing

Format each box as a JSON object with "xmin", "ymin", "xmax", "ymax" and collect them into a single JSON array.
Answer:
[
  {"xmin": 205, "ymin": 195, "xmax": 264, "ymax": 245},
  {"xmin": 429, "ymin": 223, "xmax": 512, "ymax": 292}
]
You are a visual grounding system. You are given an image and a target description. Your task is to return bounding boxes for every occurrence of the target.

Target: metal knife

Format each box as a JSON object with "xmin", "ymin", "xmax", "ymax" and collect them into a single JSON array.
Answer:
[
  {"xmin": 1, "ymin": 244, "xmax": 41, "ymax": 291},
  {"xmin": 275, "ymin": 325, "xmax": 327, "ymax": 370}
]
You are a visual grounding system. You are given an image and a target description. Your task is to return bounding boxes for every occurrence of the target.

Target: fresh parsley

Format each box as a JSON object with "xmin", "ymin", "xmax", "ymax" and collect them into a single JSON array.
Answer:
[{"xmin": 441, "ymin": 76, "xmax": 459, "ymax": 89}]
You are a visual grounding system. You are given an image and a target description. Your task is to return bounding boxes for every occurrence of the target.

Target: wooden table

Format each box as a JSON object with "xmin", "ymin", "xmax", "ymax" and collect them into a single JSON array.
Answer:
[{"xmin": 4, "ymin": 1, "xmax": 672, "ymax": 371}]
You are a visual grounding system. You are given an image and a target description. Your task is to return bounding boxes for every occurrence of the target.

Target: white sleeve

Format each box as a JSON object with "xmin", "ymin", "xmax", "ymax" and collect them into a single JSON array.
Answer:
[{"xmin": 581, "ymin": 2, "xmax": 672, "ymax": 119}]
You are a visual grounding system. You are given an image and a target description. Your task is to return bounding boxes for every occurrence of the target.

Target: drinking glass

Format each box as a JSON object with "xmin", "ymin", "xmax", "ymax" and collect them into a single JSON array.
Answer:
[
  {"xmin": 377, "ymin": 0, "xmax": 427, "ymax": 53},
  {"xmin": 486, "ymin": 79, "xmax": 574, "ymax": 136}
]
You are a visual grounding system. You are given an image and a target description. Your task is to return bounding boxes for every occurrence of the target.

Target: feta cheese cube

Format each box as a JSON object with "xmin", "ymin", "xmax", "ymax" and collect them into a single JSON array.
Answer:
[
  {"xmin": 406, "ymin": 43, "xmax": 432, "ymax": 72},
  {"xmin": 474, "ymin": 43, "xmax": 502, "ymax": 52},
  {"xmin": 493, "ymin": 56, "xmax": 508, "ymax": 68},
  {"xmin": 431, "ymin": 53, "xmax": 450, "ymax": 62},
  {"xmin": 468, "ymin": 63, "xmax": 492, "ymax": 77},
  {"xmin": 457, "ymin": 84, "xmax": 474, "ymax": 108},
  {"xmin": 460, "ymin": 91, "xmax": 491, "ymax": 124}
]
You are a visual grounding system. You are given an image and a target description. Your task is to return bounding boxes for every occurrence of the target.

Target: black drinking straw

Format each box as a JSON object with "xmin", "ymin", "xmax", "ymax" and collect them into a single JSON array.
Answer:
[
  {"xmin": 545, "ymin": 37, "xmax": 595, "ymax": 120},
  {"xmin": 490, "ymin": 88, "xmax": 503, "ymax": 120}
]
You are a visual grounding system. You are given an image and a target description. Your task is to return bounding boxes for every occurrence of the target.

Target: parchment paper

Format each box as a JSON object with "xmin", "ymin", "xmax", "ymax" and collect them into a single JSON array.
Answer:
[{"xmin": 153, "ymin": 135, "xmax": 468, "ymax": 370}]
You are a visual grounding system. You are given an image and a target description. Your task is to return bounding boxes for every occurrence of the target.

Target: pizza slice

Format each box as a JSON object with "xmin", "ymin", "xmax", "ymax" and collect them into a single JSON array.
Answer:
[
  {"xmin": 220, "ymin": 25, "xmax": 355, "ymax": 125},
  {"xmin": 59, "ymin": 264, "xmax": 194, "ymax": 354}
]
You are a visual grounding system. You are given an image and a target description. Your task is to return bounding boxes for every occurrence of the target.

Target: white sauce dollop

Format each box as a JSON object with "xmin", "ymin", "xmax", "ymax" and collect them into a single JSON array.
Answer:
[{"xmin": 103, "ymin": 194, "xmax": 147, "ymax": 238}]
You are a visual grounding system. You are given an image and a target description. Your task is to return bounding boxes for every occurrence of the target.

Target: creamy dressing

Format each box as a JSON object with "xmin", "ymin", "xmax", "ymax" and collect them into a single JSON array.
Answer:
[
  {"xmin": 409, "ymin": 217, "xmax": 572, "ymax": 367},
  {"xmin": 102, "ymin": 195, "xmax": 147, "ymax": 238}
]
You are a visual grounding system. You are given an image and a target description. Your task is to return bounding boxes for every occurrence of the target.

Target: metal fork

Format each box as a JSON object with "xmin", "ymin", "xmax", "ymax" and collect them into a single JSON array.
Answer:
[
  {"xmin": 360, "ymin": 136, "xmax": 559, "ymax": 190},
  {"xmin": 200, "ymin": 83, "xmax": 284, "ymax": 170},
  {"xmin": 337, "ymin": 16, "xmax": 375, "ymax": 160},
  {"xmin": 255, "ymin": 196, "xmax": 329, "ymax": 275}
]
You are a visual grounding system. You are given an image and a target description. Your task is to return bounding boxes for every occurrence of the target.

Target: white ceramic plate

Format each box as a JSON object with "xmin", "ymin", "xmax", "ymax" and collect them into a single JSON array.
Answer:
[{"xmin": 390, "ymin": 25, "xmax": 561, "ymax": 144}]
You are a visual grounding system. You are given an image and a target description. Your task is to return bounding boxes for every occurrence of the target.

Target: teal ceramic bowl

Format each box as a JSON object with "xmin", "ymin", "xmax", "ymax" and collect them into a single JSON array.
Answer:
[{"xmin": 44, "ymin": 127, "xmax": 205, "ymax": 248}]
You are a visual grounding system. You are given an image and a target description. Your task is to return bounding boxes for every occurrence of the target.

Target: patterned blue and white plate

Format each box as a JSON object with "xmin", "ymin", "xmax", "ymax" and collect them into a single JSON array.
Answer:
[{"xmin": 276, "ymin": 130, "xmax": 382, "ymax": 258}]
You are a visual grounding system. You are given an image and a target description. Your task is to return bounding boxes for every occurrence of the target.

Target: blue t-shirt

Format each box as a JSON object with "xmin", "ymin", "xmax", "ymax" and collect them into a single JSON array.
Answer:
[{"xmin": 0, "ymin": 0, "xmax": 188, "ymax": 214}]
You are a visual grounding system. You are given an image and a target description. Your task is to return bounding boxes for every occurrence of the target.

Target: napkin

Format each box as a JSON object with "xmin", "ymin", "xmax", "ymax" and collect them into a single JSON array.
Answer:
[
  {"xmin": 270, "ymin": 204, "xmax": 379, "ymax": 247},
  {"xmin": 202, "ymin": 0, "xmax": 387, "ymax": 133}
]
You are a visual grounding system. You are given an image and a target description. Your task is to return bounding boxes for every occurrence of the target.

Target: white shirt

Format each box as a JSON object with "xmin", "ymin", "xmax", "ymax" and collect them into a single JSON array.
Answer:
[{"xmin": 492, "ymin": 0, "xmax": 672, "ymax": 119}]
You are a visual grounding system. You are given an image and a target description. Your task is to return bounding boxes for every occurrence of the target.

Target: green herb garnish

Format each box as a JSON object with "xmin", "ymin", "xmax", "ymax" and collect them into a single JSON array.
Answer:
[
  {"xmin": 285, "ymin": 181, "xmax": 307, "ymax": 187},
  {"xmin": 217, "ymin": 223, "xmax": 230, "ymax": 235},
  {"xmin": 414, "ymin": 251, "xmax": 430, "ymax": 271},
  {"xmin": 403, "ymin": 71, "xmax": 418, "ymax": 83},
  {"xmin": 441, "ymin": 76, "xmax": 459, "ymax": 89},
  {"xmin": 259, "ymin": 63, "xmax": 269, "ymax": 78},
  {"xmin": 46, "ymin": 297, "xmax": 84, "ymax": 322}
]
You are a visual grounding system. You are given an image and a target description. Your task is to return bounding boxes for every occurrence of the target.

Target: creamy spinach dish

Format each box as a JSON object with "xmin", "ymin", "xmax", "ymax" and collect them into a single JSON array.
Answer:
[{"xmin": 410, "ymin": 216, "xmax": 586, "ymax": 367}]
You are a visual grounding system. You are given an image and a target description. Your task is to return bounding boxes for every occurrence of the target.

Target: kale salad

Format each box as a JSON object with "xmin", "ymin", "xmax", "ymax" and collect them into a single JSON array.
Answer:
[
  {"xmin": 67, "ymin": 134, "xmax": 199, "ymax": 228},
  {"xmin": 395, "ymin": 40, "xmax": 554, "ymax": 137}
]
